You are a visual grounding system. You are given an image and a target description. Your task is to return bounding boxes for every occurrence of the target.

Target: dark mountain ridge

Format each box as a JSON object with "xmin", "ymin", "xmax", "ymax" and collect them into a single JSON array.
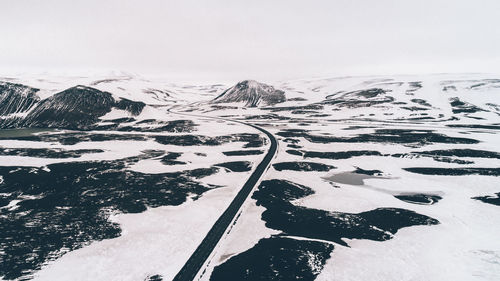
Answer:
[
  {"xmin": 0, "ymin": 81, "xmax": 40, "ymax": 115},
  {"xmin": 0, "ymin": 83, "xmax": 145, "ymax": 129}
]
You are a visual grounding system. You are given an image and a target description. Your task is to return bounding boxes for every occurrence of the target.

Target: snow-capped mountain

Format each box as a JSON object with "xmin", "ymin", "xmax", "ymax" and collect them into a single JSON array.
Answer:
[{"xmin": 212, "ymin": 80, "xmax": 286, "ymax": 107}]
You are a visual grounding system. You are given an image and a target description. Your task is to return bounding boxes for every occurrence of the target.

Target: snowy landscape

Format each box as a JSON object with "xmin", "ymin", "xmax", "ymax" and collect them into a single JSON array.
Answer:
[{"xmin": 1, "ymin": 73, "xmax": 499, "ymax": 280}]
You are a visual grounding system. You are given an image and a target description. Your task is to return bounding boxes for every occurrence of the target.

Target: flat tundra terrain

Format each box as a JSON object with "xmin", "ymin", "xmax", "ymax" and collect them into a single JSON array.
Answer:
[{"xmin": 0, "ymin": 74, "xmax": 499, "ymax": 281}]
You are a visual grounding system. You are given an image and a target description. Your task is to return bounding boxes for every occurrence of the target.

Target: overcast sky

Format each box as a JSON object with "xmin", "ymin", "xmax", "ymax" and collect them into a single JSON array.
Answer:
[{"xmin": 1, "ymin": 0, "xmax": 500, "ymax": 82}]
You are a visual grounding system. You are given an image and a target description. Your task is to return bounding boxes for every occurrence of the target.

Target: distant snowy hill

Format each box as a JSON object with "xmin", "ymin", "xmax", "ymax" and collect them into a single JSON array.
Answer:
[
  {"xmin": 242, "ymin": 74, "xmax": 500, "ymax": 126},
  {"xmin": 212, "ymin": 80, "xmax": 286, "ymax": 107},
  {"xmin": 1, "ymin": 74, "xmax": 499, "ymax": 129}
]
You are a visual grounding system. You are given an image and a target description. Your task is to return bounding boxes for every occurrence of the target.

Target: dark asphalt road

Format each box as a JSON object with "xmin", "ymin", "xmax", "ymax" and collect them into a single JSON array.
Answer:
[{"xmin": 169, "ymin": 108, "xmax": 278, "ymax": 281}]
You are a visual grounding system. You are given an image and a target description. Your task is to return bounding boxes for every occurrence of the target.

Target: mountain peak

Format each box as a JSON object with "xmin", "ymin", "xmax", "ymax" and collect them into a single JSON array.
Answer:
[{"xmin": 212, "ymin": 80, "xmax": 285, "ymax": 107}]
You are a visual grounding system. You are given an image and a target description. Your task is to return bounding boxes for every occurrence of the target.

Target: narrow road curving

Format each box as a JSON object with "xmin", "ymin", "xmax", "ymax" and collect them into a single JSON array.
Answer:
[{"xmin": 168, "ymin": 107, "xmax": 278, "ymax": 281}]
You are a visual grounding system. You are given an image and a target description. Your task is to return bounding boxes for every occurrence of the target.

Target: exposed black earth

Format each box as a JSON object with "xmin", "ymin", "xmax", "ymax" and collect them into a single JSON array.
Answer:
[
  {"xmin": 252, "ymin": 180, "xmax": 439, "ymax": 246},
  {"xmin": 287, "ymin": 149, "xmax": 383, "ymax": 160},
  {"xmin": 411, "ymin": 98, "xmax": 432, "ymax": 107},
  {"xmin": 1, "ymin": 132, "xmax": 266, "ymax": 150},
  {"xmin": 155, "ymin": 133, "xmax": 265, "ymax": 148},
  {"xmin": 214, "ymin": 161, "xmax": 252, "ymax": 172},
  {"xmin": 222, "ymin": 149, "xmax": 264, "ymax": 156},
  {"xmin": 393, "ymin": 149, "xmax": 500, "ymax": 165},
  {"xmin": 145, "ymin": 274, "xmax": 163, "ymax": 281},
  {"xmin": 212, "ymin": 179, "xmax": 439, "ymax": 280},
  {"xmin": 472, "ymin": 192, "xmax": 500, "ymax": 206},
  {"xmin": 353, "ymin": 167, "xmax": 384, "ymax": 176},
  {"xmin": 403, "ymin": 167, "xmax": 500, "ymax": 176},
  {"xmin": 263, "ymin": 104, "xmax": 323, "ymax": 113},
  {"xmin": 446, "ymin": 124, "xmax": 500, "ymax": 130},
  {"xmin": 412, "ymin": 149, "xmax": 500, "ymax": 159},
  {"xmin": 450, "ymin": 97, "xmax": 485, "ymax": 114},
  {"xmin": 160, "ymin": 152, "xmax": 187, "ymax": 165},
  {"xmin": 116, "ymin": 119, "xmax": 197, "ymax": 133},
  {"xmin": 210, "ymin": 236, "xmax": 334, "ymax": 281},
  {"xmin": 0, "ymin": 147, "xmax": 105, "ymax": 158},
  {"xmin": 394, "ymin": 194, "xmax": 442, "ymax": 205},
  {"xmin": 0, "ymin": 151, "xmax": 221, "ymax": 280},
  {"xmin": 1, "ymin": 132, "xmax": 151, "ymax": 145},
  {"xmin": 272, "ymin": 161, "xmax": 335, "ymax": 172},
  {"xmin": 321, "ymin": 88, "xmax": 395, "ymax": 108},
  {"xmin": 277, "ymin": 129, "xmax": 479, "ymax": 147},
  {"xmin": 286, "ymin": 149, "xmax": 304, "ymax": 156}
]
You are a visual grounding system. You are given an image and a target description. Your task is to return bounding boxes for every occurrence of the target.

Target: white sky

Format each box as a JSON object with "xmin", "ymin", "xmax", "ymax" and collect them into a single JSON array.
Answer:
[{"xmin": 1, "ymin": 0, "xmax": 500, "ymax": 82}]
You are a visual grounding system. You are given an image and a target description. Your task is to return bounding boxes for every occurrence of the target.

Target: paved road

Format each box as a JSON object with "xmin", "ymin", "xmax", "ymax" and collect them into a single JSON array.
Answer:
[{"xmin": 169, "ymin": 108, "xmax": 278, "ymax": 281}]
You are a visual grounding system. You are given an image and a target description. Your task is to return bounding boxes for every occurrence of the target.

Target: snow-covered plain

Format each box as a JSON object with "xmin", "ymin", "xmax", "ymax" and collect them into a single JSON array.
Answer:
[
  {"xmin": 188, "ymin": 74, "xmax": 500, "ymax": 281},
  {"xmin": 1, "ymin": 73, "xmax": 499, "ymax": 281}
]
